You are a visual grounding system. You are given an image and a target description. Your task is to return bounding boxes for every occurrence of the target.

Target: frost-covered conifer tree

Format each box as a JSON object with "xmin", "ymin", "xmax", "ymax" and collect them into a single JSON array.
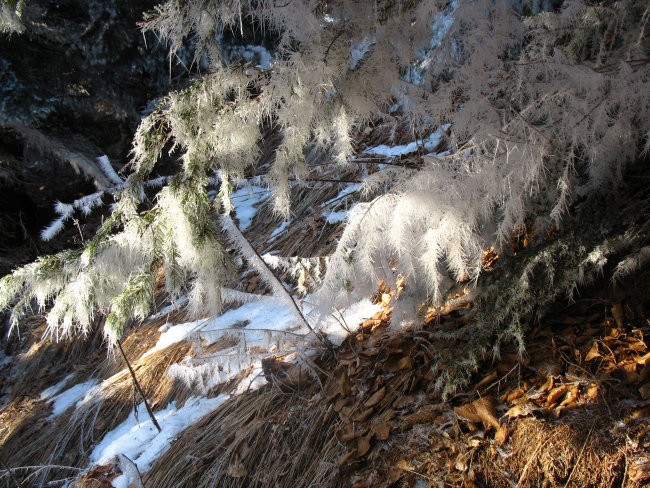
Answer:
[
  {"xmin": 1, "ymin": 0, "xmax": 648, "ymax": 365},
  {"xmin": 0, "ymin": 0, "xmax": 24, "ymax": 34}
]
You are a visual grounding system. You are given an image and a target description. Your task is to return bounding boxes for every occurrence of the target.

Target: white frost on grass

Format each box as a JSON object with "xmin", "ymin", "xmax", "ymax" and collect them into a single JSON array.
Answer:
[
  {"xmin": 46, "ymin": 379, "xmax": 99, "ymax": 417},
  {"xmin": 231, "ymin": 185, "xmax": 270, "ymax": 230},
  {"xmin": 364, "ymin": 125, "xmax": 449, "ymax": 158},
  {"xmin": 90, "ymin": 395, "xmax": 229, "ymax": 487},
  {"xmin": 143, "ymin": 298, "xmax": 296, "ymax": 359}
]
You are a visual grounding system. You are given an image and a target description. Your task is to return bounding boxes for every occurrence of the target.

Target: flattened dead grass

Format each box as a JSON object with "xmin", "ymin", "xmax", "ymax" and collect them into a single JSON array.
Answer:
[{"xmin": 144, "ymin": 385, "xmax": 346, "ymax": 488}]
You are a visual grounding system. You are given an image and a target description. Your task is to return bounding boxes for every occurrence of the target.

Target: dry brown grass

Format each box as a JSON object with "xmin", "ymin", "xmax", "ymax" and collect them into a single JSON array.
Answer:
[
  {"xmin": 482, "ymin": 412, "xmax": 626, "ymax": 487},
  {"xmin": 0, "ymin": 337, "xmax": 193, "ymax": 486},
  {"xmin": 144, "ymin": 384, "xmax": 347, "ymax": 488}
]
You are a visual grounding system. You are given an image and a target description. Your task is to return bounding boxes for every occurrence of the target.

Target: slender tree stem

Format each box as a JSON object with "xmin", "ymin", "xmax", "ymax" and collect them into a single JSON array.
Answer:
[
  {"xmin": 222, "ymin": 214, "xmax": 334, "ymax": 352},
  {"xmin": 117, "ymin": 340, "xmax": 161, "ymax": 433}
]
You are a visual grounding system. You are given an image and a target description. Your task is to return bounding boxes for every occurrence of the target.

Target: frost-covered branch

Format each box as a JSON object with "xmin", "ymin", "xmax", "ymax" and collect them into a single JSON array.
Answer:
[{"xmin": 220, "ymin": 213, "xmax": 324, "ymax": 343}]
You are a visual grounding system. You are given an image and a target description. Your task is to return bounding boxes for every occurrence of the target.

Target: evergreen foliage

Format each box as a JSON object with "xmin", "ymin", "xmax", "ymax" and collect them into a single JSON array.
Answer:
[
  {"xmin": 0, "ymin": 0, "xmax": 24, "ymax": 34},
  {"xmin": 1, "ymin": 0, "xmax": 649, "ymax": 376}
]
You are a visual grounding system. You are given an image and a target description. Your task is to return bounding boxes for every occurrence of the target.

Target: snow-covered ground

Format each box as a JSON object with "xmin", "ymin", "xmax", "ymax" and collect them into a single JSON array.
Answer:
[
  {"xmin": 231, "ymin": 185, "xmax": 270, "ymax": 230},
  {"xmin": 37, "ymin": 287, "xmax": 379, "ymax": 486},
  {"xmin": 91, "ymin": 395, "xmax": 229, "ymax": 488},
  {"xmin": 364, "ymin": 125, "xmax": 449, "ymax": 158},
  {"xmin": 321, "ymin": 183, "xmax": 359, "ymax": 224},
  {"xmin": 42, "ymin": 378, "xmax": 100, "ymax": 418}
]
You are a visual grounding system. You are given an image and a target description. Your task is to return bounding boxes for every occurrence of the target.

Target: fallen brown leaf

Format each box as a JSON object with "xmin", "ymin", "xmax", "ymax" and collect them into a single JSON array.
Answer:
[
  {"xmin": 338, "ymin": 450, "xmax": 357, "ymax": 466},
  {"xmin": 494, "ymin": 425, "xmax": 510, "ymax": 444},
  {"xmin": 611, "ymin": 304, "xmax": 625, "ymax": 328},
  {"xmin": 585, "ymin": 383, "xmax": 599, "ymax": 401},
  {"xmin": 558, "ymin": 385, "xmax": 580, "ymax": 407},
  {"xmin": 352, "ymin": 407, "xmax": 375, "ymax": 422},
  {"xmin": 454, "ymin": 396, "xmax": 500, "ymax": 430},
  {"xmin": 333, "ymin": 398, "xmax": 349, "ymax": 412},
  {"xmin": 500, "ymin": 388, "xmax": 525, "ymax": 404},
  {"xmin": 475, "ymin": 371, "xmax": 498, "ymax": 390},
  {"xmin": 585, "ymin": 342, "xmax": 601, "ymax": 361},
  {"xmin": 546, "ymin": 385, "xmax": 569, "ymax": 406},
  {"xmin": 396, "ymin": 356, "xmax": 413, "ymax": 371},
  {"xmin": 365, "ymin": 386, "xmax": 386, "ymax": 407},
  {"xmin": 370, "ymin": 422, "xmax": 391, "ymax": 440},
  {"xmin": 639, "ymin": 383, "xmax": 650, "ymax": 400},
  {"xmin": 227, "ymin": 460, "xmax": 247, "ymax": 478},
  {"xmin": 357, "ymin": 436, "xmax": 372, "ymax": 457},
  {"xmin": 504, "ymin": 404, "xmax": 534, "ymax": 419}
]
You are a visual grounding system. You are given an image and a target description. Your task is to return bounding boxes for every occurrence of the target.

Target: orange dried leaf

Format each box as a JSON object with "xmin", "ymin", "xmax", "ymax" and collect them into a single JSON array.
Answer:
[
  {"xmin": 504, "ymin": 404, "xmax": 533, "ymax": 419},
  {"xmin": 500, "ymin": 388, "xmax": 525, "ymax": 404},
  {"xmin": 495, "ymin": 425, "xmax": 510, "ymax": 445},
  {"xmin": 334, "ymin": 398, "xmax": 349, "ymax": 412},
  {"xmin": 585, "ymin": 383, "xmax": 599, "ymax": 401},
  {"xmin": 635, "ymin": 352, "xmax": 650, "ymax": 366},
  {"xmin": 611, "ymin": 304, "xmax": 625, "ymax": 328},
  {"xmin": 559, "ymin": 385, "xmax": 580, "ymax": 407},
  {"xmin": 546, "ymin": 385, "xmax": 569, "ymax": 406},
  {"xmin": 396, "ymin": 356, "xmax": 413, "ymax": 371},
  {"xmin": 475, "ymin": 371, "xmax": 498, "ymax": 390},
  {"xmin": 585, "ymin": 342, "xmax": 601, "ymax": 361},
  {"xmin": 337, "ymin": 427, "xmax": 362, "ymax": 443},
  {"xmin": 639, "ymin": 383, "xmax": 650, "ymax": 400},
  {"xmin": 455, "ymin": 396, "xmax": 500, "ymax": 430},
  {"xmin": 393, "ymin": 396, "xmax": 416, "ymax": 409},
  {"xmin": 227, "ymin": 461, "xmax": 247, "ymax": 478},
  {"xmin": 621, "ymin": 361, "xmax": 639, "ymax": 384}
]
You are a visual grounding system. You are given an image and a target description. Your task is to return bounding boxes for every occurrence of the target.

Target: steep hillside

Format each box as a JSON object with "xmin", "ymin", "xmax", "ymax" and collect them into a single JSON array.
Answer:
[{"xmin": 1, "ymin": 1, "xmax": 649, "ymax": 487}]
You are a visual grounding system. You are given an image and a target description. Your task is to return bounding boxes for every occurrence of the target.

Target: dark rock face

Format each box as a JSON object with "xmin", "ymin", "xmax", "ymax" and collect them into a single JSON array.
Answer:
[{"xmin": 0, "ymin": 0, "xmax": 178, "ymax": 274}]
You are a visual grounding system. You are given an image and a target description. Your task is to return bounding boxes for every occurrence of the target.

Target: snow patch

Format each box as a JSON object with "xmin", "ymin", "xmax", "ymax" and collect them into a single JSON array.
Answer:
[
  {"xmin": 270, "ymin": 220, "xmax": 290, "ymax": 239},
  {"xmin": 364, "ymin": 125, "xmax": 449, "ymax": 158},
  {"xmin": 47, "ymin": 379, "xmax": 99, "ymax": 417},
  {"xmin": 324, "ymin": 209, "xmax": 351, "ymax": 224},
  {"xmin": 40, "ymin": 373, "xmax": 76, "ymax": 400},
  {"xmin": 349, "ymin": 37, "xmax": 374, "ymax": 70},
  {"xmin": 146, "ymin": 296, "xmax": 188, "ymax": 321},
  {"xmin": 0, "ymin": 350, "xmax": 12, "ymax": 368},
  {"xmin": 315, "ymin": 298, "xmax": 381, "ymax": 346},
  {"xmin": 90, "ymin": 395, "xmax": 229, "ymax": 486},
  {"xmin": 144, "ymin": 298, "xmax": 296, "ymax": 359},
  {"xmin": 321, "ymin": 183, "xmax": 359, "ymax": 224},
  {"xmin": 231, "ymin": 185, "xmax": 270, "ymax": 230},
  {"xmin": 226, "ymin": 44, "xmax": 274, "ymax": 70}
]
